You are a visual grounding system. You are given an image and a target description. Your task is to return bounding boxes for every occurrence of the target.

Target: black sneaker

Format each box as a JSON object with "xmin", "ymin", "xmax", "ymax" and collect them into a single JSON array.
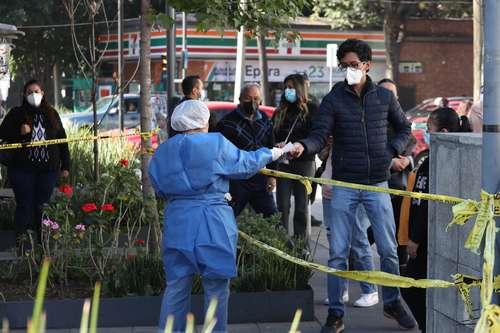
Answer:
[
  {"xmin": 383, "ymin": 300, "xmax": 417, "ymax": 330},
  {"xmin": 321, "ymin": 313, "xmax": 344, "ymax": 333},
  {"xmin": 311, "ymin": 216, "xmax": 322, "ymax": 226}
]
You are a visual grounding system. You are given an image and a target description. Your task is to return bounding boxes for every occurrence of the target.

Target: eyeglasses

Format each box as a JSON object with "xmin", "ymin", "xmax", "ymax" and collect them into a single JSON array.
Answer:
[{"xmin": 338, "ymin": 61, "xmax": 365, "ymax": 71}]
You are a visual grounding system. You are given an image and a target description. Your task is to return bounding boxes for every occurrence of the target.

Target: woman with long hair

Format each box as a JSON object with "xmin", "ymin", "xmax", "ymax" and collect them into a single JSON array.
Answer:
[
  {"xmin": 401, "ymin": 107, "xmax": 471, "ymax": 333},
  {"xmin": 0, "ymin": 79, "xmax": 70, "ymax": 248},
  {"xmin": 273, "ymin": 74, "xmax": 318, "ymax": 238}
]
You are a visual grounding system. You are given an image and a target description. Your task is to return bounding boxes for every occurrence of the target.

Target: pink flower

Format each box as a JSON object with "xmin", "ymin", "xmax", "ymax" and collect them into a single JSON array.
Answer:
[
  {"xmin": 51, "ymin": 222, "xmax": 60, "ymax": 231},
  {"xmin": 42, "ymin": 219, "xmax": 52, "ymax": 227},
  {"xmin": 75, "ymin": 224, "xmax": 86, "ymax": 232}
]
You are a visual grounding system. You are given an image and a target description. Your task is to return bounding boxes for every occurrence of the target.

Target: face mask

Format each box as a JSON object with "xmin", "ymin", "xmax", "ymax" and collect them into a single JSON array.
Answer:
[
  {"xmin": 284, "ymin": 88, "xmax": 297, "ymax": 103},
  {"xmin": 27, "ymin": 92, "xmax": 43, "ymax": 107},
  {"xmin": 423, "ymin": 132, "xmax": 431, "ymax": 146},
  {"xmin": 346, "ymin": 67, "xmax": 364, "ymax": 85},
  {"xmin": 242, "ymin": 100, "xmax": 260, "ymax": 116}
]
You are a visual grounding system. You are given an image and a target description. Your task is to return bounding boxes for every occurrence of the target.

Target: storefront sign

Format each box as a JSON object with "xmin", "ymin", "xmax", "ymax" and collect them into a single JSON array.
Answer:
[{"xmin": 207, "ymin": 61, "xmax": 346, "ymax": 83}]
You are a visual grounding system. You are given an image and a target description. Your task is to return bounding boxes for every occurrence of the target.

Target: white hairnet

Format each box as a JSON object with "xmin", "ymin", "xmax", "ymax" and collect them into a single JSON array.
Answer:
[{"xmin": 170, "ymin": 100, "xmax": 210, "ymax": 132}]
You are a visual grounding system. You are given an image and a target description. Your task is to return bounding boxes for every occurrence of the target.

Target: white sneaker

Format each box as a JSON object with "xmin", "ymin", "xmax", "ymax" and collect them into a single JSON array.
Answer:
[
  {"xmin": 353, "ymin": 292, "xmax": 379, "ymax": 308},
  {"xmin": 323, "ymin": 290, "xmax": 349, "ymax": 305}
]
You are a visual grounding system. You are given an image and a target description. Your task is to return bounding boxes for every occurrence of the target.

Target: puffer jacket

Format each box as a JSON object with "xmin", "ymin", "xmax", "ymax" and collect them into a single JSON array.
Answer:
[{"xmin": 300, "ymin": 77, "xmax": 411, "ymax": 185}]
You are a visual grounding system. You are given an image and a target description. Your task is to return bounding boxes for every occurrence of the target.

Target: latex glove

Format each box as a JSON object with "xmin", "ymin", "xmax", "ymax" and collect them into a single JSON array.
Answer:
[
  {"xmin": 271, "ymin": 147, "xmax": 285, "ymax": 161},
  {"xmin": 281, "ymin": 142, "xmax": 296, "ymax": 154}
]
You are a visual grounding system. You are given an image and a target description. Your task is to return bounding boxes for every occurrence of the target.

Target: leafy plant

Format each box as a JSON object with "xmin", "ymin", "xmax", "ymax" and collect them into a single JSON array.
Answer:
[{"xmin": 235, "ymin": 210, "xmax": 313, "ymax": 292}]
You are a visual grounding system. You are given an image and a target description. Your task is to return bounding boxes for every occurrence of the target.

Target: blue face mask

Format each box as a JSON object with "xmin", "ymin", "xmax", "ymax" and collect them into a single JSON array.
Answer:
[
  {"xmin": 284, "ymin": 88, "xmax": 297, "ymax": 103},
  {"xmin": 423, "ymin": 132, "xmax": 430, "ymax": 146}
]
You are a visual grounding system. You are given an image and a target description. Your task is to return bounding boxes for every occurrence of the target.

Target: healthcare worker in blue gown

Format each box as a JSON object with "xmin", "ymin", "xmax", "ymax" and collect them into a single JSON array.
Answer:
[{"xmin": 149, "ymin": 100, "xmax": 288, "ymax": 333}]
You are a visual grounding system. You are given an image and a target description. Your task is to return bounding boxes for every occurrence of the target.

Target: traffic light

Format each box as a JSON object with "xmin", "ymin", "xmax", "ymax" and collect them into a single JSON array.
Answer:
[{"xmin": 161, "ymin": 54, "xmax": 167, "ymax": 72}]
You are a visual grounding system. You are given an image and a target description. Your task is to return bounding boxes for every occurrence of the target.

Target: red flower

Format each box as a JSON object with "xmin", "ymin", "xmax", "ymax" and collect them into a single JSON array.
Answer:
[
  {"xmin": 58, "ymin": 184, "xmax": 73, "ymax": 197},
  {"xmin": 134, "ymin": 239, "xmax": 145, "ymax": 246},
  {"xmin": 81, "ymin": 203, "xmax": 98, "ymax": 213},
  {"xmin": 119, "ymin": 159, "xmax": 129, "ymax": 167},
  {"xmin": 100, "ymin": 203, "xmax": 115, "ymax": 212}
]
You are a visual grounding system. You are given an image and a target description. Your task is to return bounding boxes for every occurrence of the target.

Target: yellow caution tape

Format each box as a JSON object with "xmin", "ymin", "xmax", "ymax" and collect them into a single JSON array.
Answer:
[
  {"xmin": 453, "ymin": 274, "xmax": 483, "ymax": 318},
  {"xmin": 239, "ymin": 230, "xmax": 456, "ymax": 289},
  {"xmin": 239, "ymin": 230, "xmax": 487, "ymax": 319},
  {"xmin": 243, "ymin": 172, "xmax": 500, "ymax": 330},
  {"xmin": 260, "ymin": 168, "xmax": 465, "ymax": 205},
  {"xmin": 475, "ymin": 304, "xmax": 500, "ymax": 333},
  {"xmin": 260, "ymin": 168, "xmax": 313, "ymax": 195},
  {"xmin": 0, "ymin": 130, "xmax": 159, "ymax": 151}
]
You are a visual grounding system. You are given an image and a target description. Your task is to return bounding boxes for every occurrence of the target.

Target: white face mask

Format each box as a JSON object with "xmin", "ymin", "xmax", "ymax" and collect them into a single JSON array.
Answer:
[
  {"xmin": 27, "ymin": 92, "xmax": 43, "ymax": 107},
  {"xmin": 346, "ymin": 67, "xmax": 364, "ymax": 85}
]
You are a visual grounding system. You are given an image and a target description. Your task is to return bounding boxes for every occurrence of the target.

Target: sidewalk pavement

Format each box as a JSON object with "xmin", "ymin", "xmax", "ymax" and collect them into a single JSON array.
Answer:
[{"xmin": 10, "ymin": 195, "xmax": 419, "ymax": 333}]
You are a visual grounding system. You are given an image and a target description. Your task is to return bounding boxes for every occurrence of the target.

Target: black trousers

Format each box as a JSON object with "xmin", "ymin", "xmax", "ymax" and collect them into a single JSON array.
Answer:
[
  {"xmin": 401, "ymin": 246, "xmax": 427, "ymax": 333},
  {"xmin": 276, "ymin": 160, "xmax": 315, "ymax": 238},
  {"xmin": 230, "ymin": 181, "xmax": 277, "ymax": 218},
  {"xmin": 8, "ymin": 168, "xmax": 58, "ymax": 241}
]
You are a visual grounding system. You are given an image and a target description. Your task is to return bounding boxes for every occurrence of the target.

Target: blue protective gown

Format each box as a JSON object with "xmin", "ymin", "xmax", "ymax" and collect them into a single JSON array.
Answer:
[{"xmin": 149, "ymin": 132, "xmax": 273, "ymax": 281}]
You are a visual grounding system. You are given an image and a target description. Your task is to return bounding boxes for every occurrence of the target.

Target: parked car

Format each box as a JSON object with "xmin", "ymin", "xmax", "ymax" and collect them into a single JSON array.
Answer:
[
  {"xmin": 406, "ymin": 96, "xmax": 473, "ymax": 165},
  {"xmin": 60, "ymin": 94, "xmax": 168, "ymax": 131},
  {"xmin": 119, "ymin": 101, "xmax": 276, "ymax": 148}
]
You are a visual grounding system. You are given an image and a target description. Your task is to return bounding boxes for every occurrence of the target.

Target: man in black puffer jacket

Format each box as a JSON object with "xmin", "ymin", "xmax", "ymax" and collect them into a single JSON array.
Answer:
[{"xmin": 290, "ymin": 39, "xmax": 415, "ymax": 333}]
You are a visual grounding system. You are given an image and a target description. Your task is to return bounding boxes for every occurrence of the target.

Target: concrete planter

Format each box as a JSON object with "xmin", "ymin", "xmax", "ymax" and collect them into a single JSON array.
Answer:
[{"xmin": 0, "ymin": 287, "xmax": 314, "ymax": 329}]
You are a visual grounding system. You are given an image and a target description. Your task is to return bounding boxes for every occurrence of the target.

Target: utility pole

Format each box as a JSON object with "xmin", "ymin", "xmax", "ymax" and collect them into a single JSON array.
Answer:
[
  {"xmin": 257, "ymin": 31, "xmax": 269, "ymax": 106},
  {"xmin": 165, "ymin": 3, "xmax": 176, "ymax": 122},
  {"xmin": 473, "ymin": 0, "xmax": 484, "ymax": 101},
  {"xmin": 181, "ymin": 12, "xmax": 187, "ymax": 79},
  {"xmin": 118, "ymin": 0, "xmax": 125, "ymax": 130},
  {"xmin": 233, "ymin": 0, "xmax": 246, "ymax": 103},
  {"xmin": 483, "ymin": 0, "xmax": 500, "ymax": 305}
]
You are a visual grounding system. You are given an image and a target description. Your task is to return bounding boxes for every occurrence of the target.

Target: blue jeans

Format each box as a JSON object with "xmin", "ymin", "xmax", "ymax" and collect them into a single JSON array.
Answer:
[
  {"xmin": 158, "ymin": 275, "xmax": 229, "ymax": 333},
  {"xmin": 323, "ymin": 196, "xmax": 377, "ymax": 296},
  {"xmin": 326, "ymin": 182, "xmax": 400, "ymax": 317}
]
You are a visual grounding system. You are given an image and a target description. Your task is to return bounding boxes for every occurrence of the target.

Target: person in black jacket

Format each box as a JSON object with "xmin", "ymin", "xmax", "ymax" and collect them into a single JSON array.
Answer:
[
  {"xmin": 289, "ymin": 39, "xmax": 414, "ymax": 332},
  {"xmin": 401, "ymin": 107, "xmax": 471, "ymax": 333},
  {"xmin": 215, "ymin": 83, "xmax": 278, "ymax": 217},
  {"xmin": 0, "ymin": 79, "xmax": 70, "ymax": 247},
  {"xmin": 378, "ymin": 78, "xmax": 417, "ymax": 270},
  {"xmin": 273, "ymin": 74, "xmax": 318, "ymax": 239}
]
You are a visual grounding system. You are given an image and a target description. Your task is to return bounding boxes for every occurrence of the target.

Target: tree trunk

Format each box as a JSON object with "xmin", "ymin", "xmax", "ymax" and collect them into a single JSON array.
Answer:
[
  {"xmin": 140, "ymin": 0, "xmax": 160, "ymax": 254},
  {"xmin": 91, "ymin": 15, "xmax": 99, "ymax": 182},
  {"xmin": 383, "ymin": 10, "xmax": 402, "ymax": 83},
  {"xmin": 473, "ymin": 0, "xmax": 484, "ymax": 101},
  {"xmin": 257, "ymin": 30, "xmax": 270, "ymax": 106}
]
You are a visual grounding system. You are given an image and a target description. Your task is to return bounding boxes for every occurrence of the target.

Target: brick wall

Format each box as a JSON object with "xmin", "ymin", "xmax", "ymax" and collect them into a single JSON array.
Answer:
[{"xmin": 398, "ymin": 18, "xmax": 473, "ymax": 107}]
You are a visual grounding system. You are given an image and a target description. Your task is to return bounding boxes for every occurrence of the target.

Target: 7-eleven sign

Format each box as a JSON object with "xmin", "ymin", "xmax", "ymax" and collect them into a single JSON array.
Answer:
[{"xmin": 278, "ymin": 38, "xmax": 300, "ymax": 56}]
